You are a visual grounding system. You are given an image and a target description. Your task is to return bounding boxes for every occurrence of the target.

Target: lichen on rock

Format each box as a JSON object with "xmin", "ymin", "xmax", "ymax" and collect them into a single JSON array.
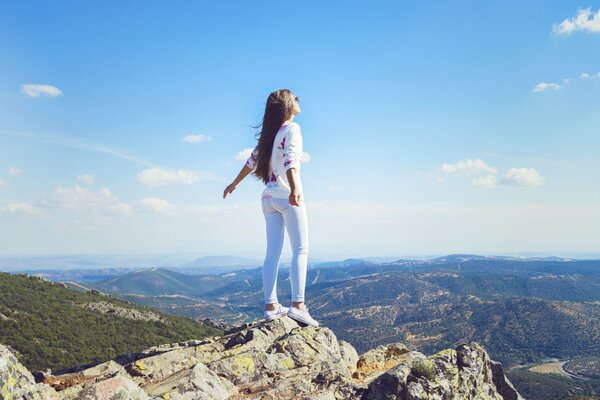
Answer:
[{"xmin": 0, "ymin": 317, "xmax": 523, "ymax": 400}]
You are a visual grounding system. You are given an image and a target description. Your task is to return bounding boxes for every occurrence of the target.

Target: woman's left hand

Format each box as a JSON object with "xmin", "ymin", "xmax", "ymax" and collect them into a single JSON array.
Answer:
[
  {"xmin": 223, "ymin": 183, "xmax": 236, "ymax": 199},
  {"xmin": 289, "ymin": 189, "xmax": 303, "ymax": 206}
]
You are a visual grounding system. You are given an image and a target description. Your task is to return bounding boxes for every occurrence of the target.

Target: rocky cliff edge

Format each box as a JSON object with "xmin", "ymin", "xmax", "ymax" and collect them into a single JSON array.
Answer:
[{"xmin": 0, "ymin": 317, "xmax": 523, "ymax": 400}]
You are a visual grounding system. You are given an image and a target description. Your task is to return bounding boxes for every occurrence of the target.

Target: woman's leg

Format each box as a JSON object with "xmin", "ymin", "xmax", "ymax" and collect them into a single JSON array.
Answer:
[
  {"xmin": 278, "ymin": 199, "xmax": 309, "ymax": 305},
  {"xmin": 262, "ymin": 197, "xmax": 285, "ymax": 308}
]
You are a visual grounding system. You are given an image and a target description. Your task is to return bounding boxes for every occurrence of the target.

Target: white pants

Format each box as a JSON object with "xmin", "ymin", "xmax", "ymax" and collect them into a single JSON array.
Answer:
[{"xmin": 261, "ymin": 195, "xmax": 309, "ymax": 304}]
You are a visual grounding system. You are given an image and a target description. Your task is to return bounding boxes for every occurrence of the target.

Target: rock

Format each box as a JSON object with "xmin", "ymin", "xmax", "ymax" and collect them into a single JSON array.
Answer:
[
  {"xmin": 353, "ymin": 342, "xmax": 425, "ymax": 384},
  {"xmin": 201, "ymin": 317, "xmax": 233, "ymax": 331},
  {"xmin": 44, "ymin": 359, "xmax": 130, "ymax": 399},
  {"xmin": 76, "ymin": 375, "xmax": 149, "ymax": 400},
  {"xmin": 338, "ymin": 339, "xmax": 359, "ymax": 374},
  {"xmin": 490, "ymin": 360, "xmax": 523, "ymax": 400},
  {"xmin": 0, "ymin": 343, "xmax": 59, "ymax": 399},
  {"xmin": 364, "ymin": 341, "xmax": 523, "ymax": 400},
  {"xmin": 0, "ymin": 317, "xmax": 523, "ymax": 400},
  {"xmin": 143, "ymin": 361, "xmax": 237, "ymax": 400}
]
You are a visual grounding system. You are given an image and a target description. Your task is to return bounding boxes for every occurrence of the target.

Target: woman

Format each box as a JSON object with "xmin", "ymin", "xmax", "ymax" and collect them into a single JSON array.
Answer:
[{"xmin": 222, "ymin": 89, "xmax": 318, "ymax": 327}]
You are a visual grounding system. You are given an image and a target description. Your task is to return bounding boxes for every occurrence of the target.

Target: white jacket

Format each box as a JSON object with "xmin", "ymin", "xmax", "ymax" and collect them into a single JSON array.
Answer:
[{"xmin": 245, "ymin": 120, "xmax": 304, "ymax": 199}]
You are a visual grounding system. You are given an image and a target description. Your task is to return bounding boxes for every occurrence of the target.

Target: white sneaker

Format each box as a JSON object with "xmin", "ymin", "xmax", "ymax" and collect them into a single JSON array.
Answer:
[
  {"xmin": 287, "ymin": 304, "xmax": 319, "ymax": 327},
  {"xmin": 264, "ymin": 303, "xmax": 289, "ymax": 321}
]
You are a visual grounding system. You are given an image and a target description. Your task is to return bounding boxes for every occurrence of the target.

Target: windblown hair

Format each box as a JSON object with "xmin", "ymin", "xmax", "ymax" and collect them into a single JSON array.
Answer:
[{"xmin": 250, "ymin": 89, "xmax": 297, "ymax": 184}]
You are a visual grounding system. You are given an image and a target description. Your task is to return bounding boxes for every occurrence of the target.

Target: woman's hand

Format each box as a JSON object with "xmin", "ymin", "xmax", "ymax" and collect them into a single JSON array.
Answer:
[
  {"xmin": 289, "ymin": 189, "xmax": 303, "ymax": 206},
  {"xmin": 223, "ymin": 183, "xmax": 236, "ymax": 199}
]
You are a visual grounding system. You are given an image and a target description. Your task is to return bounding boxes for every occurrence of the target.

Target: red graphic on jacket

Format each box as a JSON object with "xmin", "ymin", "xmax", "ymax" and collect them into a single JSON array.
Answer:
[{"xmin": 277, "ymin": 136, "xmax": 286, "ymax": 153}]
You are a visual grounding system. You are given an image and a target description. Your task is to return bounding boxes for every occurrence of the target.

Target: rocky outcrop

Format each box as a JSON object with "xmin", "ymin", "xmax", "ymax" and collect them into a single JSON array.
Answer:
[
  {"xmin": 79, "ymin": 302, "xmax": 165, "ymax": 323},
  {"xmin": 0, "ymin": 317, "xmax": 522, "ymax": 400},
  {"xmin": 0, "ymin": 344, "xmax": 59, "ymax": 400}
]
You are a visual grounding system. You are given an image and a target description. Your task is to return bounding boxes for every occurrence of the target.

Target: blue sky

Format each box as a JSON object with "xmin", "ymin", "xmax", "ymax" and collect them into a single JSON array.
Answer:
[{"xmin": 1, "ymin": 1, "xmax": 599, "ymax": 260}]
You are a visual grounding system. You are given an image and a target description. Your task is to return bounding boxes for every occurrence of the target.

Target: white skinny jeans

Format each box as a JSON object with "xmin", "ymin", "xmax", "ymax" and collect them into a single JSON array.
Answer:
[{"xmin": 261, "ymin": 195, "xmax": 309, "ymax": 304}]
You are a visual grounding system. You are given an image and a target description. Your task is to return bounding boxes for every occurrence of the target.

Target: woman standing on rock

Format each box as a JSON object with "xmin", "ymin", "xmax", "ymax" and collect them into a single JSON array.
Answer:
[{"xmin": 223, "ymin": 89, "xmax": 319, "ymax": 327}]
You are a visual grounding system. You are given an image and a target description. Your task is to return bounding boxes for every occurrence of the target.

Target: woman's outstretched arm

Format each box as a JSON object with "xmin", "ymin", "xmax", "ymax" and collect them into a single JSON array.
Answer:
[
  {"xmin": 223, "ymin": 164, "xmax": 253, "ymax": 199},
  {"xmin": 223, "ymin": 146, "xmax": 258, "ymax": 199}
]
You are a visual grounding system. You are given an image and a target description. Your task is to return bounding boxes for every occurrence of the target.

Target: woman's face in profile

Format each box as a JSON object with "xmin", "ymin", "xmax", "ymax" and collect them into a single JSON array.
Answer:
[{"xmin": 293, "ymin": 95, "xmax": 301, "ymax": 115}]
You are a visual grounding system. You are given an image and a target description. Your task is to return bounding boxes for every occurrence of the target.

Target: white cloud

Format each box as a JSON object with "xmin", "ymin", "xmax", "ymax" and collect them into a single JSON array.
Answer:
[
  {"xmin": 42, "ymin": 185, "xmax": 133, "ymax": 216},
  {"xmin": 0, "ymin": 178, "xmax": 6, "ymax": 187},
  {"xmin": 137, "ymin": 168, "xmax": 200, "ymax": 186},
  {"xmin": 499, "ymin": 168, "xmax": 545, "ymax": 187},
  {"xmin": 20, "ymin": 84, "xmax": 62, "ymax": 98},
  {"xmin": 532, "ymin": 82, "xmax": 561, "ymax": 93},
  {"xmin": 440, "ymin": 159, "xmax": 497, "ymax": 176},
  {"xmin": 8, "ymin": 167, "xmax": 22, "ymax": 176},
  {"xmin": 236, "ymin": 148, "xmax": 254, "ymax": 162},
  {"xmin": 580, "ymin": 73, "xmax": 590, "ymax": 80},
  {"xmin": 77, "ymin": 174, "xmax": 96, "ymax": 185},
  {"xmin": 552, "ymin": 8, "xmax": 600, "ymax": 35},
  {"xmin": 1, "ymin": 202, "xmax": 39, "ymax": 215},
  {"xmin": 472, "ymin": 174, "xmax": 497, "ymax": 189},
  {"xmin": 140, "ymin": 197, "xmax": 176, "ymax": 214},
  {"xmin": 302, "ymin": 152, "xmax": 312, "ymax": 163},
  {"xmin": 435, "ymin": 159, "xmax": 545, "ymax": 189},
  {"xmin": 108, "ymin": 203, "xmax": 134, "ymax": 217},
  {"xmin": 182, "ymin": 134, "xmax": 211, "ymax": 143}
]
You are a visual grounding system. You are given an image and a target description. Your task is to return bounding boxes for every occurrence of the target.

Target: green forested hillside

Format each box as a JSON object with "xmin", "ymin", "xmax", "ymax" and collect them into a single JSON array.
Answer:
[
  {"xmin": 507, "ymin": 369, "xmax": 600, "ymax": 400},
  {"xmin": 0, "ymin": 272, "xmax": 222, "ymax": 372}
]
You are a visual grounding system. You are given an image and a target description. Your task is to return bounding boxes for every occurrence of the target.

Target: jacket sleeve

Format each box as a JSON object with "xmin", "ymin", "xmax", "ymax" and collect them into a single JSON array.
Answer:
[
  {"xmin": 245, "ymin": 146, "xmax": 259, "ymax": 170},
  {"xmin": 283, "ymin": 123, "xmax": 303, "ymax": 172}
]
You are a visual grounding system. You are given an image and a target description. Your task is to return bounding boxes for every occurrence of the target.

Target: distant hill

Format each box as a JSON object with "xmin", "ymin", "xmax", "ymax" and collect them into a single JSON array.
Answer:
[
  {"xmin": 0, "ymin": 253, "xmax": 194, "ymax": 271},
  {"xmin": 21, "ymin": 255, "xmax": 597, "ymax": 368},
  {"xmin": 93, "ymin": 267, "xmax": 234, "ymax": 296},
  {"xmin": 0, "ymin": 272, "xmax": 222, "ymax": 372},
  {"xmin": 83, "ymin": 257, "xmax": 600, "ymax": 371}
]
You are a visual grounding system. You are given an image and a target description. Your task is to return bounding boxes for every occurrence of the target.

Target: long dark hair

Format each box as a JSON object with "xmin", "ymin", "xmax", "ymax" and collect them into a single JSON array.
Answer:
[{"xmin": 250, "ymin": 89, "xmax": 297, "ymax": 184}]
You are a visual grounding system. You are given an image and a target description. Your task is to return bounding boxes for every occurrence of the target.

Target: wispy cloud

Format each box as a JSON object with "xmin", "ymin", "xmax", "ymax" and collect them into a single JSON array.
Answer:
[
  {"xmin": 182, "ymin": 134, "xmax": 211, "ymax": 143},
  {"xmin": 236, "ymin": 148, "xmax": 254, "ymax": 162},
  {"xmin": 533, "ymin": 71, "xmax": 600, "ymax": 93},
  {"xmin": 77, "ymin": 174, "xmax": 96, "ymax": 185},
  {"xmin": 42, "ymin": 185, "xmax": 133, "ymax": 217},
  {"xmin": 553, "ymin": 7, "xmax": 600, "ymax": 35},
  {"xmin": 137, "ymin": 167, "xmax": 222, "ymax": 186},
  {"xmin": 499, "ymin": 168, "xmax": 545, "ymax": 187},
  {"xmin": 0, "ymin": 178, "xmax": 7, "ymax": 188},
  {"xmin": 440, "ymin": 159, "xmax": 497, "ymax": 176},
  {"xmin": 579, "ymin": 72, "xmax": 600, "ymax": 80},
  {"xmin": 20, "ymin": 84, "xmax": 62, "ymax": 98},
  {"xmin": 14, "ymin": 131, "xmax": 224, "ymax": 187},
  {"xmin": 17, "ymin": 132, "xmax": 156, "ymax": 168},
  {"xmin": 1, "ymin": 202, "xmax": 40, "ymax": 215},
  {"xmin": 140, "ymin": 197, "xmax": 176, "ymax": 214},
  {"xmin": 435, "ymin": 159, "xmax": 544, "ymax": 189},
  {"xmin": 532, "ymin": 82, "xmax": 561, "ymax": 93},
  {"xmin": 471, "ymin": 174, "xmax": 497, "ymax": 189},
  {"xmin": 8, "ymin": 167, "xmax": 23, "ymax": 176}
]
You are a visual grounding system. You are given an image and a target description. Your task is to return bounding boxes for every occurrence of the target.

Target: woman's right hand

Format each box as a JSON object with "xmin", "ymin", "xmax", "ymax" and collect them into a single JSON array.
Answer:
[
  {"xmin": 223, "ymin": 183, "xmax": 236, "ymax": 199},
  {"xmin": 289, "ymin": 189, "xmax": 303, "ymax": 206}
]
